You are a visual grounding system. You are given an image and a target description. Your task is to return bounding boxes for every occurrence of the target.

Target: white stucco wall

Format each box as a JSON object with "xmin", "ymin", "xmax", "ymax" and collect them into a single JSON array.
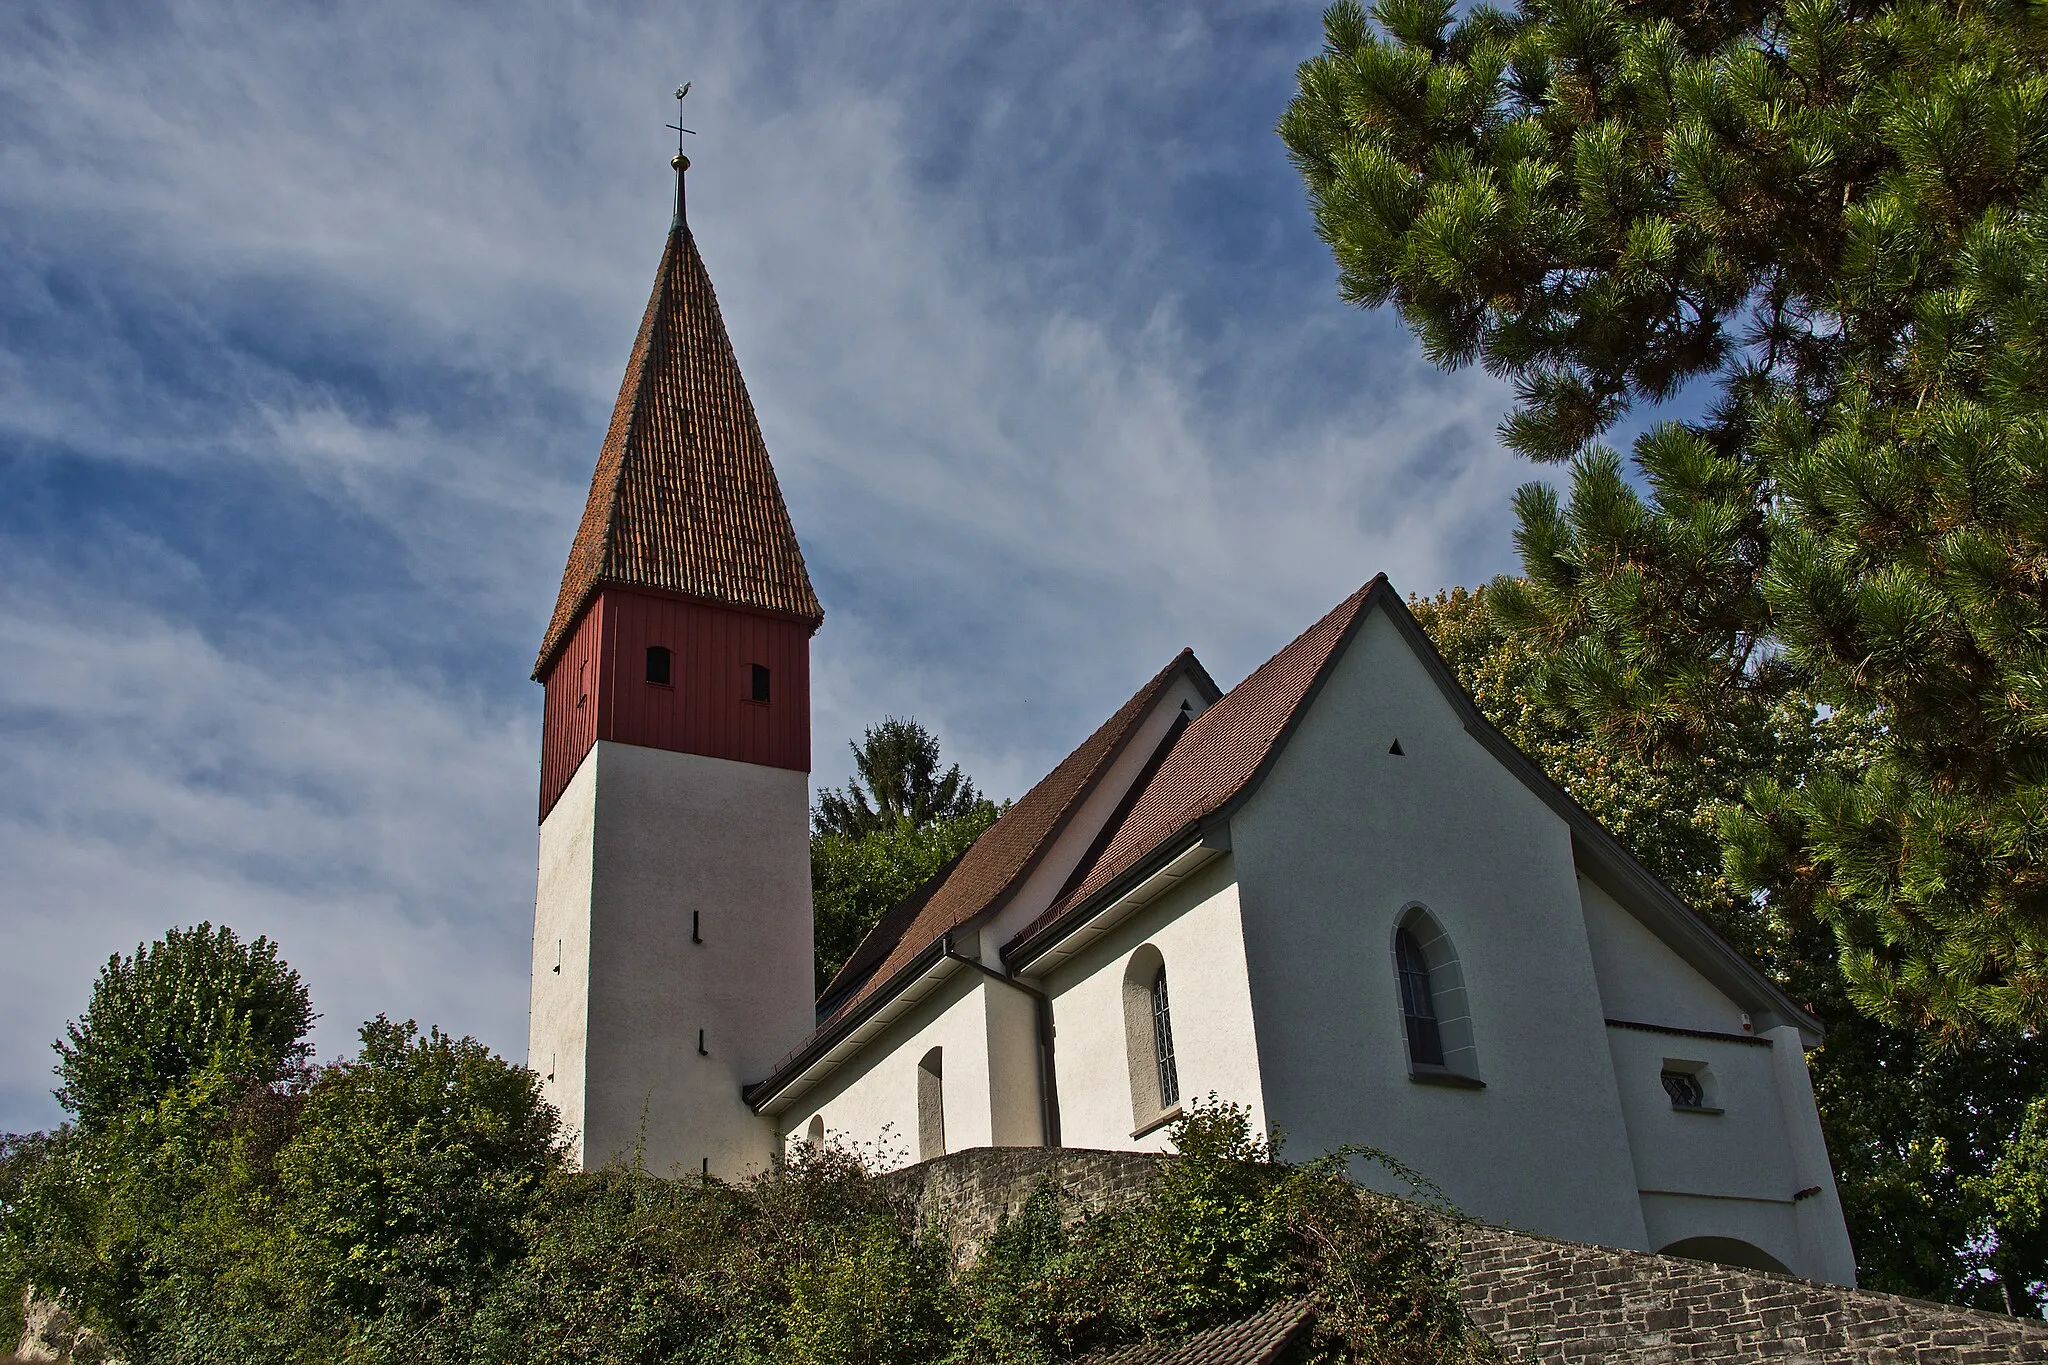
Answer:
[
  {"xmin": 1039, "ymin": 858, "xmax": 1267, "ymax": 1152},
  {"xmin": 1603, "ymin": 1025, "xmax": 1804, "ymax": 1265},
  {"xmin": 1581, "ymin": 876, "xmax": 1753, "ymax": 1035},
  {"xmin": 777, "ymin": 967, "xmax": 1042, "ymax": 1170},
  {"xmin": 1581, "ymin": 859, "xmax": 1854, "ymax": 1283},
  {"xmin": 531, "ymin": 740, "xmax": 814, "ymax": 1180},
  {"xmin": 1227, "ymin": 605, "xmax": 1651, "ymax": 1250}
]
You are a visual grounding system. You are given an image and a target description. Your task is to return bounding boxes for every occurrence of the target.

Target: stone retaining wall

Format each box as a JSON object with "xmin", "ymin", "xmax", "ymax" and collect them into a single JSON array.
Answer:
[{"xmin": 886, "ymin": 1147, "xmax": 2048, "ymax": 1363}]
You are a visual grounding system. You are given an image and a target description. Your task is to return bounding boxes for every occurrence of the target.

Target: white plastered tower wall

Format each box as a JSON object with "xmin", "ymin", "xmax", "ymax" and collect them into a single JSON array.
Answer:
[{"xmin": 532, "ymin": 738, "xmax": 814, "ymax": 1178}]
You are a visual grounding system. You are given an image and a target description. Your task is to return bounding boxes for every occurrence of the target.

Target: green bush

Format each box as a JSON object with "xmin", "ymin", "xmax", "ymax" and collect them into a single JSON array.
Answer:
[
  {"xmin": 274, "ymin": 1017, "xmax": 563, "ymax": 1361},
  {"xmin": 952, "ymin": 1101, "xmax": 1492, "ymax": 1365},
  {"xmin": 5, "ymin": 933, "xmax": 1492, "ymax": 1364}
]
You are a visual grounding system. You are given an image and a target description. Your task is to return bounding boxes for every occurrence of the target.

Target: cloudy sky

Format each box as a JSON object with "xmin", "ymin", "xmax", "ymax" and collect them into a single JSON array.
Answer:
[{"xmin": 0, "ymin": 0, "xmax": 1536, "ymax": 1133}]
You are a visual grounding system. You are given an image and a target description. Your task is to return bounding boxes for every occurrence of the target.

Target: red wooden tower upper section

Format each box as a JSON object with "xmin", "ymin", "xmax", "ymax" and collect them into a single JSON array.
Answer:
[{"xmin": 535, "ymin": 164, "xmax": 822, "ymax": 820}]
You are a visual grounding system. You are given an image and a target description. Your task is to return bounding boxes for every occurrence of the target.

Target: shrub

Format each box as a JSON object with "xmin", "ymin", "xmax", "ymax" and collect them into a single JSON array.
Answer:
[{"xmin": 953, "ymin": 1099, "xmax": 1494, "ymax": 1364}]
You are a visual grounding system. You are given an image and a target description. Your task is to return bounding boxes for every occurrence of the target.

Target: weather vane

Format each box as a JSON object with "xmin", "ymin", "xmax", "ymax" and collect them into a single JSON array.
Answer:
[{"xmin": 668, "ymin": 83, "xmax": 696, "ymax": 166}]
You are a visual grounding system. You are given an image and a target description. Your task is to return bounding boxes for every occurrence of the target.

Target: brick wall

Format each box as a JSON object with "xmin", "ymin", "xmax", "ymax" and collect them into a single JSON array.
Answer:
[{"xmin": 889, "ymin": 1147, "xmax": 2048, "ymax": 1363}]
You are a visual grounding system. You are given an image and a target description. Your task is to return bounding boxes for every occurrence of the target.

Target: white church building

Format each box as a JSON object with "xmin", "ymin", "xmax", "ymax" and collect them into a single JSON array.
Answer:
[{"xmin": 527, "ymin": 156, "xmax": 1858, "ymax": 1287}]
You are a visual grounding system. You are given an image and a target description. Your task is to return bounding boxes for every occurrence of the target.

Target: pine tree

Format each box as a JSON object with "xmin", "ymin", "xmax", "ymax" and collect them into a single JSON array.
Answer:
[
  {"xmin": 811, "ymin": 718, "xmax": 1001, "ymax": 989},
  {"xmin": 814, "ymin": 718, "xmax": 988, "ymax": 840},
  {"xmin": 1284, "ymin": 0, "xmax": 2048, "ymax": 1036}
]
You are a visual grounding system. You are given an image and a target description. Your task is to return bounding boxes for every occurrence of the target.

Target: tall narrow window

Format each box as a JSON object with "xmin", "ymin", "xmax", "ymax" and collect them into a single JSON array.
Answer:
[
  {"xmin": 1123, "ymin": 945, "xmax": 1181, "ymax": 1128},
  {"xmin": 1151, "ymin": 966, "xmax": 1180, "ymax": 1108},
  {"xmin": 645, "ymin": 645, "xmax": 672, "ymax": 685},
  {"xmin": 917, "ymin": 1047, "xmax": 945, "ymax": 1161},
  {"xmin": 806, "ymin": 1115, "xmax": 826, "ymax": 1152},
  {"xmin": 749, "ymin": 663, "xmax": 771, "ymax": 703},
  {"xmin": 1395, "ymin": 927, "xmax": 1446, "ymax": 1067}
]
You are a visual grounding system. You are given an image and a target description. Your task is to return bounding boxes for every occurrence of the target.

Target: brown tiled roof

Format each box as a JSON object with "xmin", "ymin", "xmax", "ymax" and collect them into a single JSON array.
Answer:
[
  {"xmin": 816, "ymin": 649, "xmax": 1214, "ymax": 1016},
  {"xmin": 1080, "ymin": 1298, "xmax": 1317, "ymax": 1365},
  {"xmin": 536, "ymin": 220, "xmax": 821, "ymax": 677},
  {"xmin": 1018, "ymin": 579, "xmax": 1379, "ymax": 940}
]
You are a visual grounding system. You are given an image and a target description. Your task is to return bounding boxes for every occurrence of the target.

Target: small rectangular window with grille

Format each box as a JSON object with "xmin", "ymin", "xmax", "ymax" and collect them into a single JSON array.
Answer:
[{"xmin": 1661, "ymin": 1069, "xmax": 1706, "ymax": 1109}]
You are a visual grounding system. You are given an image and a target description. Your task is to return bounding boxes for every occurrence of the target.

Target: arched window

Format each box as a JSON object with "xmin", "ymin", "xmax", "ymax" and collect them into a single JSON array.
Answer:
[
  {"xmin": 917, "ymin": 1047, "xmax": 945, "ymax": 1161},
  {"xmin": 1392, "ymin": 907, "xmax": 1480, "ymax": 1082},
  {"xmin": 1151, "ymin": 966, "xmax": 1180, "ymax": 1108},
  {"xmin": 1394, "ymin": 928, "xmax": 1444, "ymax": 1066},
  {"xmin": 805, "ymin": 1114, "xmax": 825, "ymax": 1152},
  {"xmin": 1123, "ymin": 945, "xmax": 1181, "ymax": 1128}
]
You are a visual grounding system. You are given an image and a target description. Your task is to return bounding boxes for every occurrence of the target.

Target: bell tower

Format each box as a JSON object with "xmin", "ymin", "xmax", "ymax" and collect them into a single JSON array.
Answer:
[{"xmin": 530, "ymin": 120, "xmax": 821, "ymax": 1178}]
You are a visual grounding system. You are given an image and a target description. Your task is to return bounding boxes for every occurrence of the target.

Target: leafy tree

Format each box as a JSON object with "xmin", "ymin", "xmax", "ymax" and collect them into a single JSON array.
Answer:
[
  {"xmin": 273, "ymin": 1017, "xmax": 562, "ymax": 1359},
  {"xmin": 812, "ymin": 811, "xmax": 997, "ymax": 992},
  {"xmin": 55, "ymin": 923, "xmax": 314, "ymax": 1130},
  {"xmin": 0, "ymin": 1042, "xmax": 302, "ymax": 1365},
  {"xmin": 814, "ymin": 718, "xmax": 989, "ymax": 840},
  {"xmin": 1282, "ymin": 0, "xmax": 2048, "ymax": 1037},
  {"xmin": 474, "ymin": 1143, "xmax": 949, "ymax": 1365}
]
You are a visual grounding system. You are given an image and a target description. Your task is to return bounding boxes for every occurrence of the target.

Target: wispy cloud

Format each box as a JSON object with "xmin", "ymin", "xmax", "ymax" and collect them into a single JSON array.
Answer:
[{"xmin": 0, "ymin": 0, "xmax": 1523, "ymax": 1130}]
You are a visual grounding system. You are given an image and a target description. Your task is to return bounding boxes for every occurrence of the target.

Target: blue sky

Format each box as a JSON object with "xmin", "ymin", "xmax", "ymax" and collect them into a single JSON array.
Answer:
[{"xmin": 0, "ymin": 0, "xmax": 1536, "ymax": 1133}]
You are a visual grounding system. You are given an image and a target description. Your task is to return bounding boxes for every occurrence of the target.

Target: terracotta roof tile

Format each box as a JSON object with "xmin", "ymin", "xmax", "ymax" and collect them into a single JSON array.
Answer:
[
  {"xmin": 1017, "ymin": 580, "xmax": 1378, "ymax": 944},
  {"xmin": 1080, "ymin": 1298, "xmax": 1317, "ymax": 1365},
  {"xmin": 536, "ymin": 222, "xmax": 820, "ymax": 677},
  {"xmin": 816, "ymin": 649, "xmax": 1207, "ymax": 1016}
]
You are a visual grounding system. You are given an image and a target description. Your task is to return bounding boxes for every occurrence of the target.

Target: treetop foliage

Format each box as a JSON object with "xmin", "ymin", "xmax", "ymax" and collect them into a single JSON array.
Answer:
[
  {"xmin": 54, "ymin": 923, "xmax": 314, "ymax": 1131},
  {"xmin": 1284, "ymin": 0, "xmax": 2048, "ymax": 1037},
  {"xmin": 811, "ymin": 717, "xmax": 1002, "ymax": 990},
  {"xmin": 812, "ymin": 811, "xmax": 997, "ymax": 992},
  {"xmin": 814, "ymin": 717, "xmax": 991, "ymax": 840}
]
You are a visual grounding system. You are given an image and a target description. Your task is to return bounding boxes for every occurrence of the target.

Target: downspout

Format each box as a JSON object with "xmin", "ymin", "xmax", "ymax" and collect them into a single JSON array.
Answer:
[{"xmin": 943, "ymin": 941, "xmax": 1062, "ymax": 1149}]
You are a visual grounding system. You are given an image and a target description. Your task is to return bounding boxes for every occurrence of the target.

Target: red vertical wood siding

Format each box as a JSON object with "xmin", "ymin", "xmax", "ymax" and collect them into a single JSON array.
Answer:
[
  {"xmin": 538, "ymin": 586, "xmax": 812, "ymax": 822},
  {"xmin": 538, "ymin": 596, "xmax": 607, "ymax": 821}
]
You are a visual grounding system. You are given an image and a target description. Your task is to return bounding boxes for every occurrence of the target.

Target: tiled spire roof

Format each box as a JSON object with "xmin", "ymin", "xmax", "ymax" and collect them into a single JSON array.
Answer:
[{"xmin": 535, "ymin": 209, "xmax": 821, "ymax": 677}]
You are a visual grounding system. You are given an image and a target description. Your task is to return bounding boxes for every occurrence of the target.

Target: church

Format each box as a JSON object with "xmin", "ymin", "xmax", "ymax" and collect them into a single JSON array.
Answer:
[{"xmin": 526, "ymin": 151, "xmax": 1858, "ymax": 1288}]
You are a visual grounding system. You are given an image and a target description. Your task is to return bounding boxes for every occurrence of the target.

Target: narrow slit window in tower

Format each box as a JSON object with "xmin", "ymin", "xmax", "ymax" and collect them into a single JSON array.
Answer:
[{"xmin": 749, "ymin": 663, "xmax": 771, "ymax": 703}]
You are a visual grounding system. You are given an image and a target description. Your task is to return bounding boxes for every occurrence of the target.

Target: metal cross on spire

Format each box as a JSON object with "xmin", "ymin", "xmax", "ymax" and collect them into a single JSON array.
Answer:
[{"xmin": 667, "ymin": 83, "xmax": 696, "ymax": 226}]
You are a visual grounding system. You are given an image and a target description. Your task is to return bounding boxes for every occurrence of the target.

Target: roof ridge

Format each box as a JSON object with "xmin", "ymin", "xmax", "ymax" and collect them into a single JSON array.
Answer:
[{"xmin": 1011, "ymin": 579, "xmax": 1382, "ymax": 949}]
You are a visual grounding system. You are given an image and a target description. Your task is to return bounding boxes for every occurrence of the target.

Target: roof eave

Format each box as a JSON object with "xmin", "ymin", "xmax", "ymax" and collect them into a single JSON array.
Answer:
[
  {"xmin": 1003, "ymin": 825, "xmax": 1229, "ymax": 974},
  {"xmin": 1004, "ymin": 578, "xmax": 1385, "ymax": 967},
  {"xmin": 810, "ymin": 647, "xmax": 1217, "ymax": 1016},
  {"xmin": 533, "ymin": 579, "xmax": 825, "ymax": 682},
  {"xmin": 745, "ymin": 934, "xmax": 959, "ymax": 1115}
]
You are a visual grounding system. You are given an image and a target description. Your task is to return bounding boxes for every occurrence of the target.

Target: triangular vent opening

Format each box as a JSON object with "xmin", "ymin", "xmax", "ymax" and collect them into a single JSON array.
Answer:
[{"xmin": 1389, "ymin": 739, "xmax": 1405, "ymax": 756}]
